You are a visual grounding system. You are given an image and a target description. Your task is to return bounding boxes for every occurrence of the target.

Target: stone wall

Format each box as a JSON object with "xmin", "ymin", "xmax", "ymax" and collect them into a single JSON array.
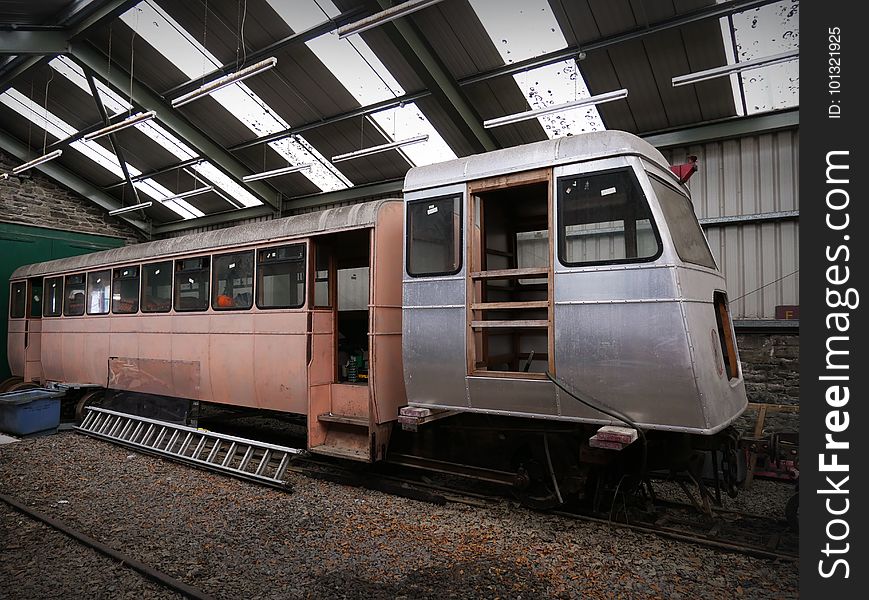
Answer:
[
  {"xmin": 0, "ymin": 151, "xmax": 144, "ymax": 244},
  {"xmin": 734, "ymin": 331, "xmax": 800, "ymax": 434}
]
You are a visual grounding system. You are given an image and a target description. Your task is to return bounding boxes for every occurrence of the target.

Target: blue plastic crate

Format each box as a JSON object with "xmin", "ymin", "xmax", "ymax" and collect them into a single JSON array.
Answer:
[{"xmin": 0, "ymin": 389, "xmax": 65, "ymax": 436}]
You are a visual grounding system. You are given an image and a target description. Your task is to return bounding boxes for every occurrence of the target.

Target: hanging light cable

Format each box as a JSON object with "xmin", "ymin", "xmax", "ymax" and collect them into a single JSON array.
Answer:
[
  {"xmin": 171, "ymin": 57, "xmax": 278, "ymax": 108},
  {"xmin": 332, "ymin": 135, "xmax": 428, "ymax": 163},
  {"xmin": 483, "ymin": 89, "xmax": 628, "ymax": 129},
  {"xmin": 83, "ymin": 111, "xmax": 157, "ymax": 141}
]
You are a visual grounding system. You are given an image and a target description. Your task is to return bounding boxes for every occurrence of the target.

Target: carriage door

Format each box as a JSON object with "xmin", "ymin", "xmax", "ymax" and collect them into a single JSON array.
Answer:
[
  {"xmin": 24, "ymin": 277, "xmax": 43, "ymax": 383},
  {"xmin": 467, "ymin": 168, "xmax": 554, "ymax": 378}
]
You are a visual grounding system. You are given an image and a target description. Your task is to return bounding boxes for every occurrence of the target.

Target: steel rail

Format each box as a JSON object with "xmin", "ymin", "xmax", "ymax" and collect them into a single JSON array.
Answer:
[{"xmin": 0, "ymin": 492, "xmax": 218, "ymax": 600}]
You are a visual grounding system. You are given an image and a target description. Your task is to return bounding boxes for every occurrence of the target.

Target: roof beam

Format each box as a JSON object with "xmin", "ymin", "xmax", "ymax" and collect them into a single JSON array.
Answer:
[
  {"xmin": 0, "ymin": 127, "xmax": 150, "ymax": 235},
  {"xmin": 373, "ymin": 0, "xmax": 497, "ymax": 153},
  {"xmin": 642, "ymin": 108, "xmax": 798, "ymax": 148},
  {"xmin": 69, "ymin": 40, "xmax": 281, "ymax": 213},
  {"xmin": 459, "ymin": 0, "xmax": 780, "ymax": 87},
  {"xmin": 163, "ymin": 6, "xmax": 366, "ymax": 99},
  {"xmin": 0, "ymin": 0, "xmax": 139, "ymax": 92},
  {"xmin": 151, "ymin": 205, "xmax": 275, "ymax": 235},
  {"xmin": 0, "ymin": 31, "xmax": 69, "ymax": 54}
]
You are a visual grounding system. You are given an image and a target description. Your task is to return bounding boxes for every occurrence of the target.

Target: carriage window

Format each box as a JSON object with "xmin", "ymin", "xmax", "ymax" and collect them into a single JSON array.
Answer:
[
  {"xmin": 174, "ymin": 257, "xmax": 210, "ymax": 312},
  {"xmin": 43, "ymin": 277, "xmax": 63, "ymax": 316},
  {"xmin": 407, "ymin": 195, "xmax": 462, "ymax": 276},
  {"xmin": 558, "ymin": 169, "xmax": 660, "ymax": 266},
  {"xmin": 87, "ymin": 270, "xmax": 111, "ymax": 315},
  {"xmin": 112, "ymin": 266, "xmax": 140, "ymax": 314},
  {"xmin": 650, "ymin": 177, "xmax": 717, "ymax": 270},
  {"xmin": 64, "ymin": 274, "xmax": 86, "ymax": 316},
  {"xmin": 141, "ymin": 261, "xmax": 172, "ymax": 313},
  {"xmin": 9, "ymin": 282, "xmax": 26, "ymax": 319},
  {"xmin": 257, "ymin": 244, "xmax": 305, "ymax": 309},
  {"xmin": 212, "ymin": 251, "xmax": 254, "ymax": 310}
]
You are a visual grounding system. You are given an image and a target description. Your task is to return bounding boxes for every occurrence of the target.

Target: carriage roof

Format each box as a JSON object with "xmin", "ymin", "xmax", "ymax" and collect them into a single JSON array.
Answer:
[
  {"xmin": 11, "ymin": 199, "xmax": 398, "ymax": 280},
  {"xmin": 404, "ymin": 130, "xmax": 672, "ymax": 193}
]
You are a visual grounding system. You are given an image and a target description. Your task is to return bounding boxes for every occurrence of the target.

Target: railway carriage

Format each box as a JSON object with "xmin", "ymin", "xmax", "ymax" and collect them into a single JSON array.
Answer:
[{"xmin": 6, "ymin": 131, "xmax": 748, "ymax": 496}]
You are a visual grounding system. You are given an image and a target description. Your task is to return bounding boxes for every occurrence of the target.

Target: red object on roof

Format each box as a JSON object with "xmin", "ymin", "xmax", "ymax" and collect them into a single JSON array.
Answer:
[{"xmin": 670, "ymin": 155, "xmax": 698, "ymax": 184}]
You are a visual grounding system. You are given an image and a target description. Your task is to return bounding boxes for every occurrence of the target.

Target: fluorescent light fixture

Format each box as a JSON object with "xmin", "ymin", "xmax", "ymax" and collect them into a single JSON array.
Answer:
[
  {"xmin": 83, "ymin": 111, "xmax": 157, "ymax": 141},
  {"xmin": 672, "ymin": 49, "xmax": 799, "ymax": 87},
  {"xmin": 108, "ymin": 201, "xmax": 153, "ymax": 215},
  {"xmin": 338, "ymin": 0, "xmax": 446, "ymax": 38},
  {"xmin": 164, "ymin": 185, "xmax": 214, "ymax": 201},
  {"xmin": 242, "ymin": 163, "xmax": 312, "ymax": 182},
  {"xmin": 332, "ymin": 135, "xmax": 429, "ymax": 163},
  {"xmin": 12, "ymin": 149, "xmax": 63, "ymax": 174},
  {"xmin": 171, "ymin": 57, "xmax": 278, "ymax": 108},
  {"xmin": 483, "ymin": 89, "xmax": 628, "ymax": 129}
]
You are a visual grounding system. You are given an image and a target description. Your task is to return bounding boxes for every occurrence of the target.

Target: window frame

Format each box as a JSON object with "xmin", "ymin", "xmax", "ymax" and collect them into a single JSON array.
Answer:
[
  {"xmin": 211, "ymin": 250, "xmax": 255, "ymax": 311},
  {"xmin": 556, "ymin": 167, "xmax": 663, "ymax": 269},
  {"xmin": 255, "ymin": 243, "xmax": 307, "ymax": 310},
  {"xmin": 405, "ymin": 194, "xmax": 464, "ymax": 278},
  {"xmin": 647, "ymin": 173, "xmax": 718, "ymax": 271},
  {"xmin": 9, "ymin": 282, "xmax": 26, "ymax": 319},
  {"xmin": 112, "ymin": 265, "xmax": 141, "ymax": 315},
  {"xmin": 63, "ymin": 273, "xmax": 86, "ymax": 317},
  {"xmin": 86, "ymin": 269, "xmax": 112, "ymax": 316},
  {"xmin": 42, "ymin": 276, "xmax": 64, "ymax": 317},
  {"xmin": 173, "ymin": 256, "xmax": 211, "ymax": 313},
  {"xmin": 140, "ymin": 260, "xmax": 174, "ymax": 314}
]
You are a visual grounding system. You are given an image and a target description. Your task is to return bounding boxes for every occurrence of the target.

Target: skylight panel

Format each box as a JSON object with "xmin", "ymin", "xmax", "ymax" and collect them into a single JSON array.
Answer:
[
  {"xmin": 122, "ymin": 1, "xmax": 350, "ymax": 192},
  {"xmin": 724, "ymin": 0, "xmax": 799, "ymax": 115},
  {"xmin": 468, "ymin": 0, "xmax": 605, "ymax": 136},
  {"xmin": 0, "ymin": 87, "xmax": 203, "ymax": 219},
  {"xmin": 265, "ymin": 0, "xmax": 456, "ymax": 167},
  {"xmin": 48, "ymin": 56, "xmax": 261, "ymax": 208}
]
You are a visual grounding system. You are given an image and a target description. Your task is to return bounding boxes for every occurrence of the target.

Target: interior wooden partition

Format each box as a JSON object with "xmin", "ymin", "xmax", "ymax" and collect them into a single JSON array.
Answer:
[{"xmin": 466, "ymin": 168, "xmax": 554, "ymax": 380}]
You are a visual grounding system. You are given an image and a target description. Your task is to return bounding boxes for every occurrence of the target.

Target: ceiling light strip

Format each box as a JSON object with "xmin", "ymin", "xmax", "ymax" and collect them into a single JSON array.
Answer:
[
  {"xmin": 671, "ymin": 49, "xmax": 798, "ymax": 87},
  {"xmin": 171, "ymin": 57, "xmax": 278, "ymax": 108},
  {"xmin": 337, "ymin": 0, "xmax": 446, "ymax": 38},
  {"xmin": 82, "ymin": 111, "xmax": 157, "ymax": 141},
  {"xmin": 483, "ymin": 89, "xmax": 629, "ymax": 129},
  {"xmin": 242, "ymin": 163, "xmax": 312, "ymax": 182},
  {"xmin": 332, "ymin": 135, "xmax": 429, "ymax": 163},
  {"xmin": 164, "ymin": 186, "xmax": 214, "ymax": 201},
  {"xmin": 109, "ymin": 201, "xmax": 153, "ymax": 216},
  {"xmin": 11, "ymin": 149, "xmax": 63, "ymax": 174}
]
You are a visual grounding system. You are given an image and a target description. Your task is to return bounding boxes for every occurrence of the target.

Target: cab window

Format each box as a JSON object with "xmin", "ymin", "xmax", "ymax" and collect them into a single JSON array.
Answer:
[
  {"xmin": 406, "ymin": 195, "xmax": 462, "ymax": 276},
  {"xmin": 557, "ymin": 168, "xmax": 661, "ymax": 267}
]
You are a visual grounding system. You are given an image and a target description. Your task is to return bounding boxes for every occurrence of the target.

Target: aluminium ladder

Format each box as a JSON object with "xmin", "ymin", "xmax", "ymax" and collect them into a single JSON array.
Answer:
[{"xmin": 76, "ymin": 407, "xmax": 303, "ymax": 487}]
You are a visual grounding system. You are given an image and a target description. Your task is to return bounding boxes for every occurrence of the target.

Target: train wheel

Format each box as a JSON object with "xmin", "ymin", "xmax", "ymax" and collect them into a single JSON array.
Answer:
[
  {"xmin": 5, "ymin": 380, "xmax": 38, "ymax": 392},
  {"xmin": 0, "ymin": 376, "xmax": 23, "ymax": 393},
  {"xmin": 75, "ymin": 389, "xmax": 105, "ymax": 422}
]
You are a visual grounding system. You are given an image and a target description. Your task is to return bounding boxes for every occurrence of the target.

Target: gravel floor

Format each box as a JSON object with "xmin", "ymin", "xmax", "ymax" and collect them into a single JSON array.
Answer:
[{"xmin": 0, "ymin": 433, "xmax": 797, "ymax": 599}]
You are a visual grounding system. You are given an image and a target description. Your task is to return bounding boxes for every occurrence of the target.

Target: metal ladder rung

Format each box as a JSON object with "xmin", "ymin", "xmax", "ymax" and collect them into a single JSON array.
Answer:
[{"xmin": 75, "ymin": 407, "xmax": 301, "ymax": 486}]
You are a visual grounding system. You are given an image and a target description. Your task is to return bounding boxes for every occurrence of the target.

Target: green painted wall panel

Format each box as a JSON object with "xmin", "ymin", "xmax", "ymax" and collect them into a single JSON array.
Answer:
[{"xmin": 1, "ymin": 222, "xmax": 125, "ymax": 381}]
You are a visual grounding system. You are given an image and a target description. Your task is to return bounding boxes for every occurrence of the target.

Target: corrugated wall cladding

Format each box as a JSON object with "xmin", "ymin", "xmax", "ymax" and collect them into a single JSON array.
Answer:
[{"xmin": 663, "ymin": 129, "xmax": 799, "ymax": 319}]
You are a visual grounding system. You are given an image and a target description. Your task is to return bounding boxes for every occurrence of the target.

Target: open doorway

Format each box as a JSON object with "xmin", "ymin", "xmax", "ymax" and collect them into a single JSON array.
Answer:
[
  {"xmin": 468, "ymin": 170, "xmax": 552, "ymax": 377},
  {"xmin": 313, "ymin": 230, "xmax": 371, "ymax": 385}
]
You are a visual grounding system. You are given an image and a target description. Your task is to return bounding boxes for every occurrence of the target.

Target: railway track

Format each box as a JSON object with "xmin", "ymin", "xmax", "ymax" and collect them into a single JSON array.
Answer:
[
  {"xmin": 0, "ymin": 492, "xmax": 216, "ymax": 600},
  {"xmin": 289, "ymin": 454, "xmax": 798, "ymax": 563}
]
